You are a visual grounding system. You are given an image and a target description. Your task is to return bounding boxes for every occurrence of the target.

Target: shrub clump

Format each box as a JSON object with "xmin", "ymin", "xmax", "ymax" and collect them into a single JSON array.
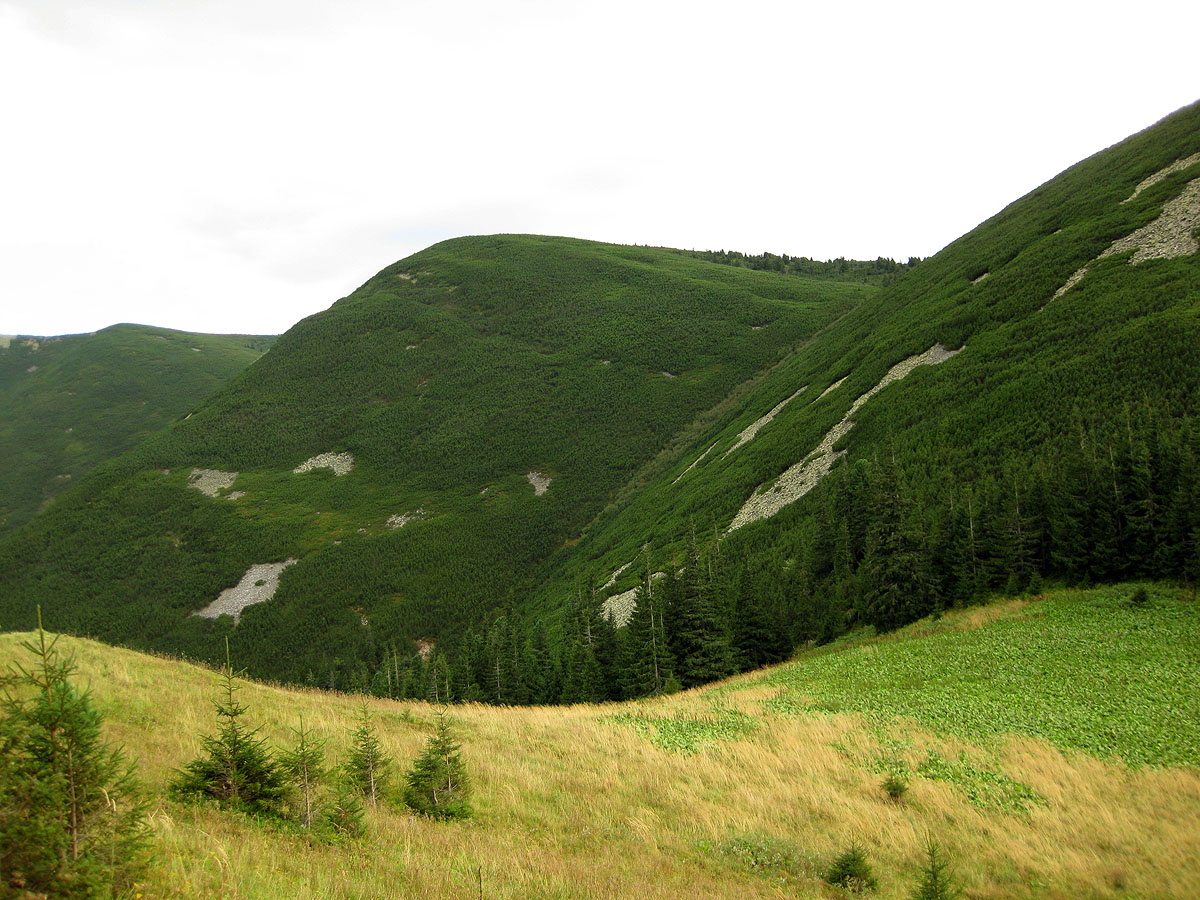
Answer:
[
  {"xmin": 715, "ymin": 832, "xmax": 805, "ymax": 877},
  {"xmin": 826, "ymin": 844, "xmax": 878, "ymax": 893},
  {"xmin": 882, "ymin": 772, "xmax": 909, "ymax": 802}
]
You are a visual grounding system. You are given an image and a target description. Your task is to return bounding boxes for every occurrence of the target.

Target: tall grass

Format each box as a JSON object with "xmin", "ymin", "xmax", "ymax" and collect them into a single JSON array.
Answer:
[{"xmin": 3, "ymin": 585, "xmax": 1196, "ymax": 898}]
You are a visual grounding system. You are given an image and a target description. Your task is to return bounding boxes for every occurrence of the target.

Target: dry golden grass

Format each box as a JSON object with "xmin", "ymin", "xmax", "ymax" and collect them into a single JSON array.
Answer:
[{"xmin": 2, "ymin": 606, "xmax": 1198, "ymax": 899}]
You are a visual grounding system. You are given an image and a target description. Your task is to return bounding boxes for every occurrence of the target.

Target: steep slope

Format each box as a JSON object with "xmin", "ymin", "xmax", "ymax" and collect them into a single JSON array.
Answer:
[
  {"xmin": 539, "ymin": 100, "xmax": 1200, "ymax": 668},
  {"xmin": 0, "ymin": 324, "xmax": 272, "ymax": 533},
  {"xmin": 1, "ymin": 585, "xmax": 1196, "ymax": 899},
  {"xmin": 0, "ymin": 238, "xmax": 874, "ymax": 682}
]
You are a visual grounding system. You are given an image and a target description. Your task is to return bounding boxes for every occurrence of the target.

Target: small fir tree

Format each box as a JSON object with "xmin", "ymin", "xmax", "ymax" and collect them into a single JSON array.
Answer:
[
  {"xmin": 403, "ymin": 709, "xmax": 471, "ymax": 820},
  {"xmin": 344, "ymin": 702, "xmax": 391, "ymax": 807},
  {"xmin": 911, "ymin": 836, "xmax": 960, "ymax": 900},
  {"xmin": 826, "ymin": 843, "xmax": 878, "ymax": 893},
  {"xmin": 171, "ymin": 640, "xmax": 288, "ymax": 817},
  {"xmin": 279, "ymin": 716, "xmax": 327, "ymax": 828},
  {"xmin": 882, "ymin": 772, "xmax": 909, "ymax": 802},
  {"xmin": 323, "ymin": 787, "xmax": 366, "ymax": 840},
  {"xmin": 0, "ymin": 612, "xmax": 148, "ymax": 897}
]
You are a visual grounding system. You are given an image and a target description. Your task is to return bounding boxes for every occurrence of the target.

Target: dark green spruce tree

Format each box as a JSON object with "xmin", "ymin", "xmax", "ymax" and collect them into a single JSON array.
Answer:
[
  {"xmin": 172, "ymin": 641, "xmax": 288, "ymax": 817},
  {"xmin": 1, "ymin": 615, "xmax": 148, "ymax": 897},
  {"xmin": 861, "ymin": 448, "xmax": 936, "ymax": 631},
  {"xmin": 620, "ymin": 572, "xmax": 678, "ymax": 698},
  {"xmin": 403, "ymin": 709, "xmax": 471, "ymax": 820},
  {"xmin": 559, "ymin": 589, "xmax": 604, "ymax": 703},
  {"xmin": 668, "ymin": 533, "xmax": 736, "ymax": 689}
]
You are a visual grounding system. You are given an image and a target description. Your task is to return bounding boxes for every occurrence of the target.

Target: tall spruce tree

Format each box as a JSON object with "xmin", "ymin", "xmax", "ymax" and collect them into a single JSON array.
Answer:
[
  {"xmin": 1, "ymin": 615, "xmax": 148, "ymax": 897},
  {"xmin": 425, "ymin": 652, "xmax": 452, "ymax": 705},
  {"xmin": 862, "ymin": 449, "xmax": 935, "ymax": 631},
  {"xmin": 559, "ymin": 590, "xmax": 604, "ymax": 703},
  {"xmin": 527, "ymin": 622, "xmax": 559, "ymax": 704},
  {"xmin": 1049, "ymin": 414, "xmax": 1095, "ymax": 581},
  {"xmin": 669, "ymin": 533, "xmax": 736, "ymax": 688},
  {"xmin": 731, "ymin": 581, "xmax": 787, "ymax": 669},
  {"xmin": 621, "ymin": 575, "xmax": 677, "ymax": 698}
]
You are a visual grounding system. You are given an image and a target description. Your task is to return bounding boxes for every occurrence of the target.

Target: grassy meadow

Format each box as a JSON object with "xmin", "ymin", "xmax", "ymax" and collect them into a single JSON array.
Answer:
[{"xmin": 3, "ymin": 583, "xmax": 1197, "ymax": 899}]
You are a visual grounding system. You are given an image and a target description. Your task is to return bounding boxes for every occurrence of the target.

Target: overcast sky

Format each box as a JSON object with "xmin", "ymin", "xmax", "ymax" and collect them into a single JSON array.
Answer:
[{"xmin": 2, "ymin": 1, "xmax": 1197, "ymax": 337}]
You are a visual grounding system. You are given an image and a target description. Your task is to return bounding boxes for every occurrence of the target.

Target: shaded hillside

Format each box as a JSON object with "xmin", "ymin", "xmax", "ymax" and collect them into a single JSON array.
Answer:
[
  {"xmin": 0, "ymin": 238, "xmax": 873, "ymax": 682},
  {"xmin": 0, "ymin": 324, "xmax": 273, "ymax": 533},
  {"xmin": 1, "ymin": 585, "xmax": 1196, "ymax": 899}
]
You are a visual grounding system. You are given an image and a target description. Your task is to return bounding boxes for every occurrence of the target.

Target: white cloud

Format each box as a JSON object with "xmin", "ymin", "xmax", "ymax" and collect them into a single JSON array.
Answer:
[{"xmin": 1, "ymin": 0, "xmax": 1198, "ymax": 335}]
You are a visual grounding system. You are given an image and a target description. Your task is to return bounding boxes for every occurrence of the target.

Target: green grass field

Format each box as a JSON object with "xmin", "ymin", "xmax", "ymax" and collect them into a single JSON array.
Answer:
[{"xmin": 762, "ymin": 585, "xmax": 1200, "ymax": 767}]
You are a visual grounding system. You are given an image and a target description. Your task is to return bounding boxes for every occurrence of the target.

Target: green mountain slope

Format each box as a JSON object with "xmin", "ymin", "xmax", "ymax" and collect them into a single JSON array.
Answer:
[
  {"xmin": 0, "ymin": 238, "xmax": 874, "ymax": 681},
  {"xmin": 3, "ymin": 100, "xmax": 1198, "ymax": 699},
  {"xmin": 548, "ymin": 101, "xmax": 1200, "ymax": 669},
  {"xmin": 0, "ymin": 324, "xmax": 273, "ymax": 533}
]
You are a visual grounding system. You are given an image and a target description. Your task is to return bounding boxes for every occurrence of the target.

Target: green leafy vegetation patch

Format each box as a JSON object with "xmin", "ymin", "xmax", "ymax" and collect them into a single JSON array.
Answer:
[
  {"xmin": 764, "ymin": 587, "xmax": 1200, "ymax": 767},
  {"xmin": 610, "ymin": 706, "xmax": 758, "ymax": 754}
]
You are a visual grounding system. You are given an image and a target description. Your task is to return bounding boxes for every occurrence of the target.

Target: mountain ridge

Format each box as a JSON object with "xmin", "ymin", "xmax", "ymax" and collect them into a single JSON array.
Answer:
[
  {"xmin": 1, "ymin": 102, "xmax": 1198, "ymax": 703},
  {"xmin": 0, "ymin": 322, "xmax": 274, "ymax": 533},
  {"xmin": 0, "ymin": 238, "xmax": 876, "ymax": 687}
]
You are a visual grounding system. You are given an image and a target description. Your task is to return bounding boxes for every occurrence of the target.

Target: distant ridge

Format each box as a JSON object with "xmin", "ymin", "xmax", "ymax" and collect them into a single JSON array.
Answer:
[{"xmin": 0, "ymin": 323, "xmax": 273, "ymax": 533}]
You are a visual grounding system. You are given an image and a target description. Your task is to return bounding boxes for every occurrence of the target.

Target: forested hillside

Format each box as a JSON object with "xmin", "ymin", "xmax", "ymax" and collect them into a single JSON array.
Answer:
[
  {"xmin": 0, "ymin": 324, "xmax": 272, "ymax": 533},
  {"xmin": 0, "ymin": 239, "xmax": 873, "ymax": 684},
  {"xmin": 2, "ymin": 101, "xmax": 1198, "ymax": 702},
  {"xmin": 506, "ymin": 100, "xmax": 1200, "ymax": 706}
]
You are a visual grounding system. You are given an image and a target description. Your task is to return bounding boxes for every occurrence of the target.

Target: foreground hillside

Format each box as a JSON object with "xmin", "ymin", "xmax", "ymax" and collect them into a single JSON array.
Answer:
[
  {"xmin": 2, "ymin": 584, "xmax": 1197, "ymax": 899},
  {"xmin": 0, "ymin": 324, "xmax": 272, "ymax": 533}
]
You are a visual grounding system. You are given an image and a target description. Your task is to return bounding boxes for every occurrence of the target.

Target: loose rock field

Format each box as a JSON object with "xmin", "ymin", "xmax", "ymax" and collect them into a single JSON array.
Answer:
[{"xmin": 729, "ymin": 344, "xmax": 961, "ymax": 531}]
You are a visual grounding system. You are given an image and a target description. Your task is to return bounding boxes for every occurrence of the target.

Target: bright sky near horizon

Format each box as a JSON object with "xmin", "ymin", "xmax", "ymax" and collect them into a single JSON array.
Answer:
[{"xmin": 2, "ymin": 0, "xmax": 1198, "ymax": 337}]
